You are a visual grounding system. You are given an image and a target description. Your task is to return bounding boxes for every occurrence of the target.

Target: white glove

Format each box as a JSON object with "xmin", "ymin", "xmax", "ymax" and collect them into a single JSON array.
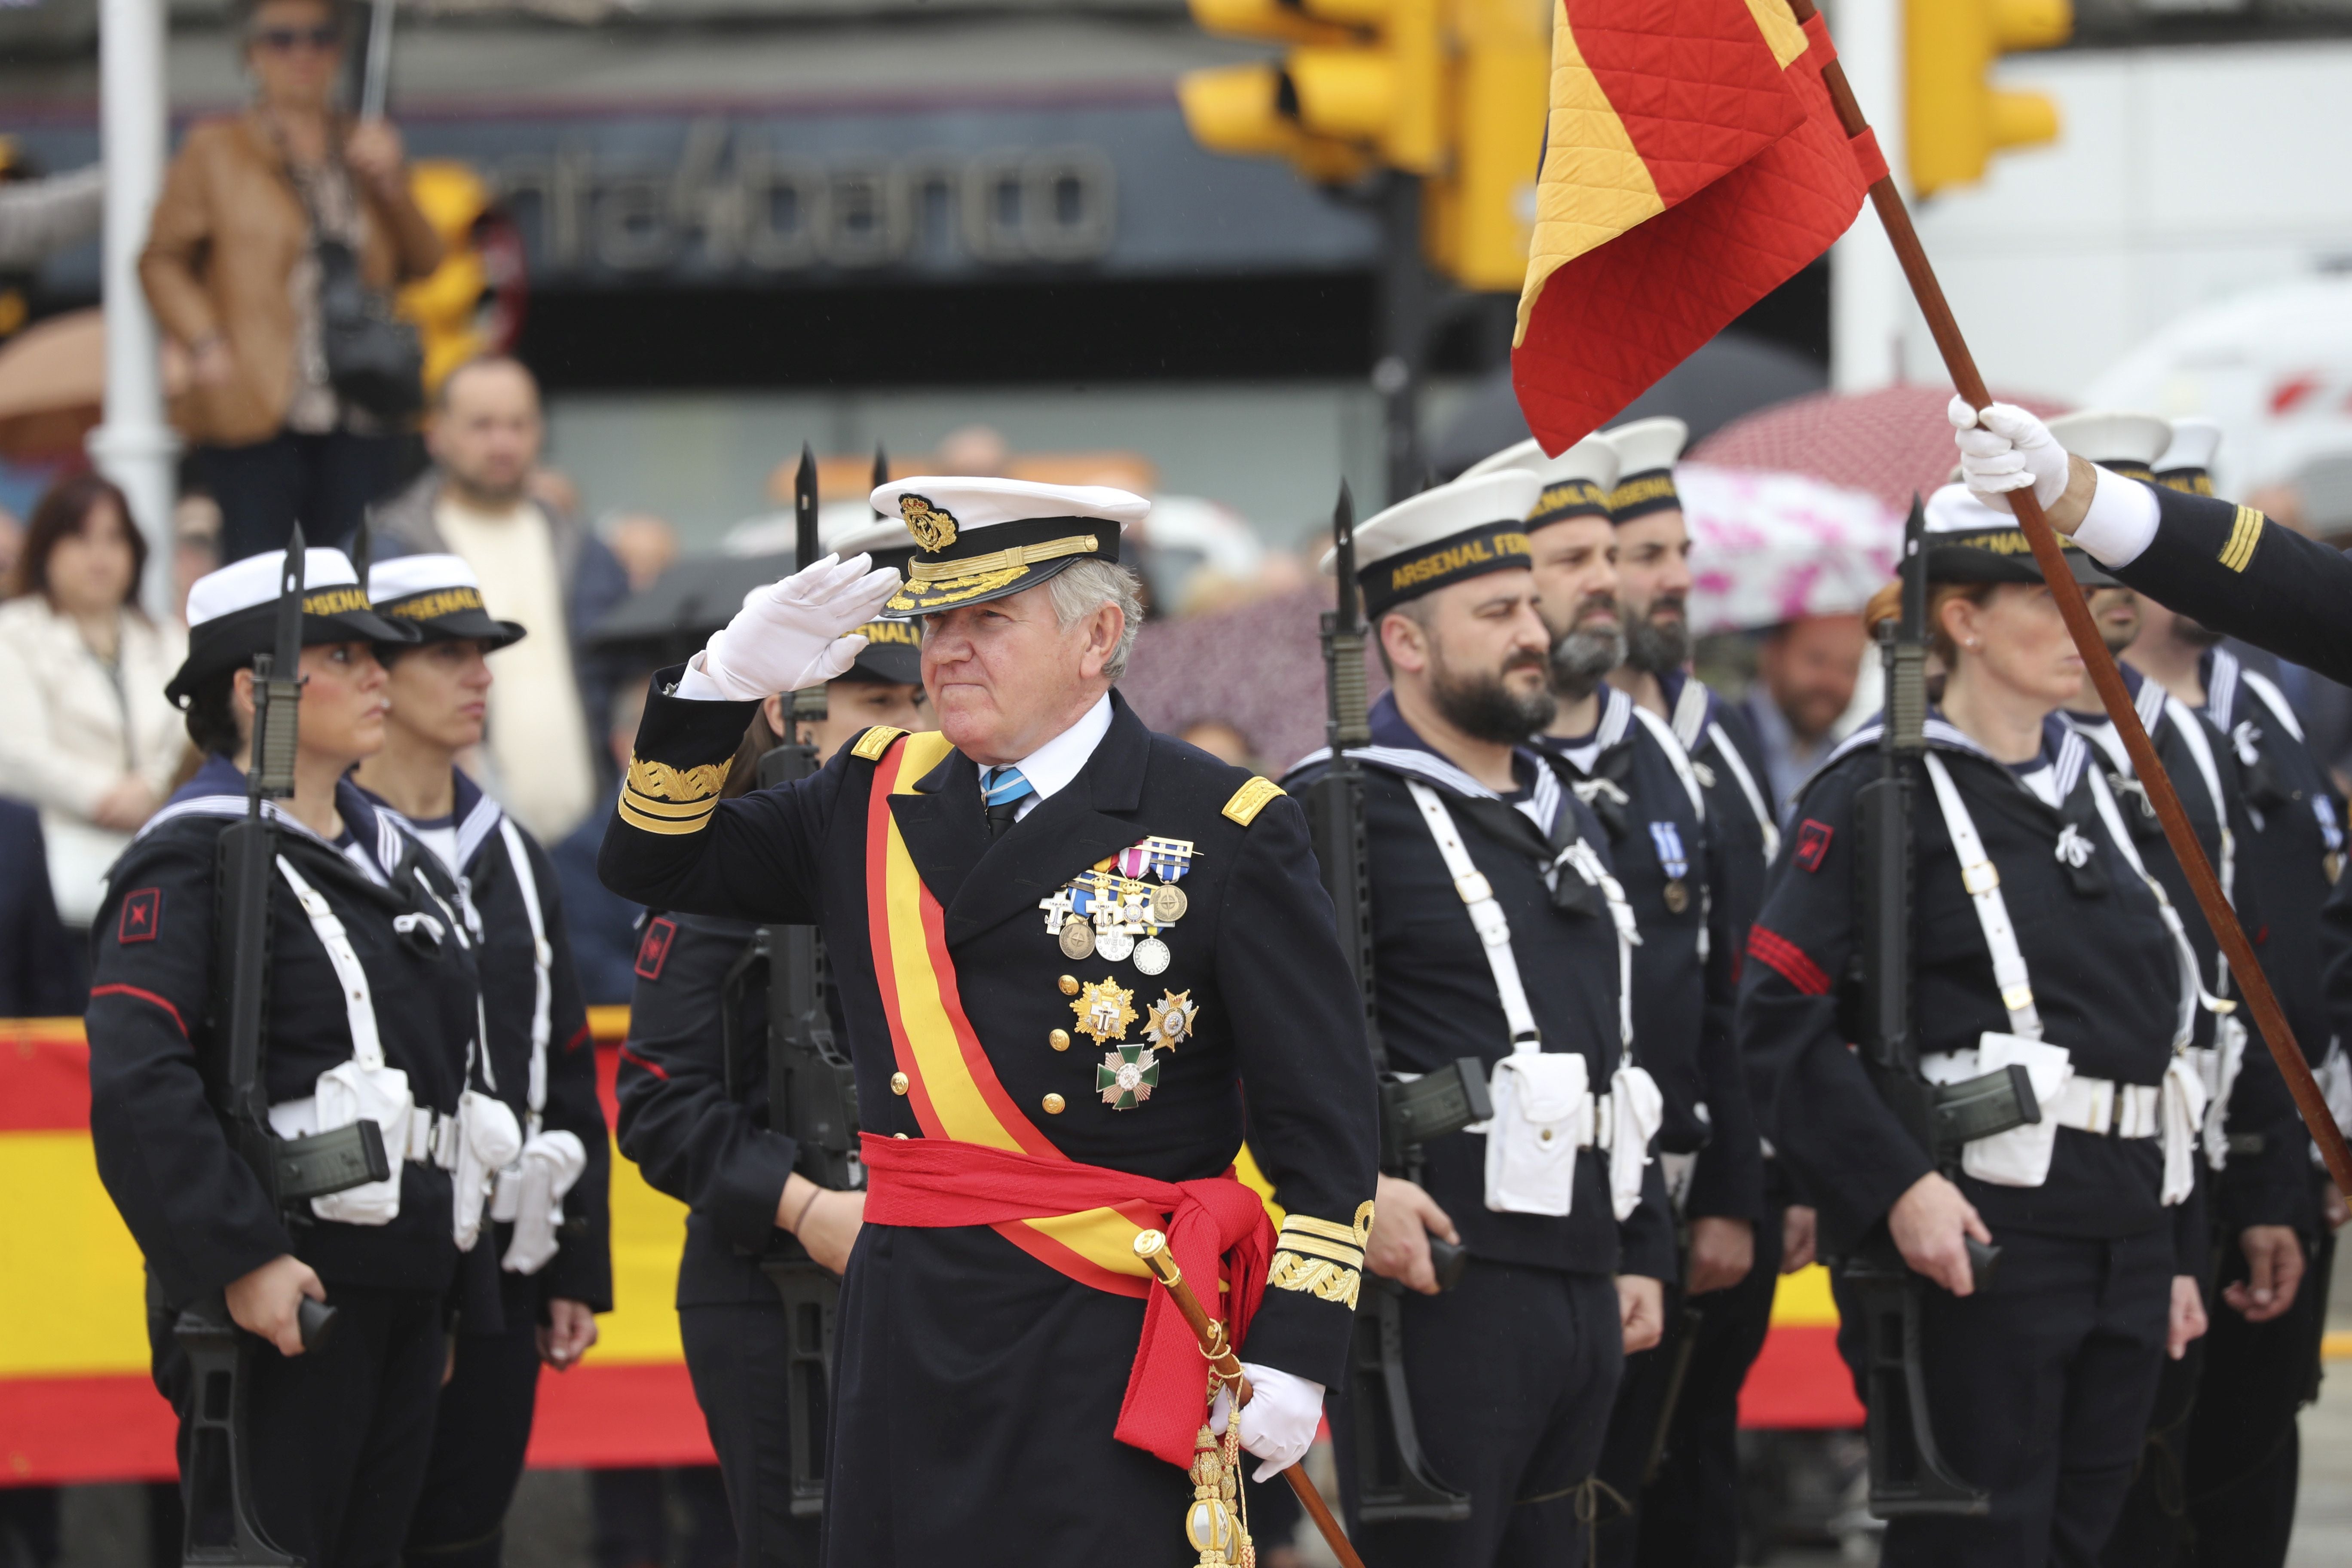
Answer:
[
  {"xmin": 695, "ymin": 553, "xmax": 903, "ymax": 702},
  {"xmin": 1210, "ymin": 1362, "xmax": 1325, "ymax": 1482},
  {"xmin": 1950, "ymin": 396, "xmax": 2073, "ymax": 515}
]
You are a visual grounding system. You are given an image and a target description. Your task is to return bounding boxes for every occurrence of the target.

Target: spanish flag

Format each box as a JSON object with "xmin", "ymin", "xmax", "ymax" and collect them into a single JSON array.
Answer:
[{"xmin": 1511, "ymin": 0, "xmax": 1887, "ymax": 452}]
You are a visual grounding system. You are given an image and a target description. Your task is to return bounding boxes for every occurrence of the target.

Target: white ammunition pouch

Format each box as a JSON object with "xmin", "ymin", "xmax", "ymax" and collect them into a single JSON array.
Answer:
[
  {"xmin": 1923, "ymin": 753, "xmax": 2218, "ymax": 1205},
  {"xmin": 452, "ymin": 1088, "xmax": 524, "ymax": 1252},
  {"xmin": 485, "ymin": 818, "xmax": 584, "ymax": 1273},
  {"xmin": 1407, "ymin": 781, "xmax": 1660, "ymax": 1222}
]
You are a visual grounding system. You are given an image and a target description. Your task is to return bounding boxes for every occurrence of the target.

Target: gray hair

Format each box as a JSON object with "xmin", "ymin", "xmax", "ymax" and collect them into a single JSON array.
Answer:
[{"xmin": 1048, "ymin": 558, "xmax": 1145, "ymax": 681}]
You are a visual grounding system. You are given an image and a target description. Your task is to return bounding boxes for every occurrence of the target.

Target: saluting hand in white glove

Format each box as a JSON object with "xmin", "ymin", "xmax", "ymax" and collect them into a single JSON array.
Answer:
[
  {"xmin": 1950, "ymin": 397, "xmax": 2073, "ymax": 513},
  {"xmin": 694, "ymin": 553, "xmax": 903, "ymax": 702},
  {"xmin": 1210, "ymin": 1362, "xmax": 1324, "ymax": 1481}
]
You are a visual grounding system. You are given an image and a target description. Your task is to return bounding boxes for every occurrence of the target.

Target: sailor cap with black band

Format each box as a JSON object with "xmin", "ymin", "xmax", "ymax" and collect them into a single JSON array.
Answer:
[
  {"xmin": 2046, "ymin": 409, "xmax": 2173, "ymax": 485},
  {"xmin": 1924, "ymin": 483, "xmax": 2119, "ymax": 586},
  {"xmin": 2154, "ymin": 416, "xmax": 2222, "ymax": 498},
  {"xmin": 1600, "ymin": 416, "xmax": 1689, "ymax": 522},
  {"xmin": 1459, "ymin": 435, "xmax": 1620, "ymax": 530},
  {"xmin": 168, "ymin": 546, "xmax": 419, "ymax": 704},
  {"xmin": 368, "ymin": 554, "xmax": 527, "ymax": 650},
  {"xmin": 1331, "ymin": 470, "xmax": 1546, "ymax": 618},
  {"xmin": 869, "ymin": 476, "xmax": 1148, "ymax": 618},
  {"xmin": 825, "ymin": 516, "xmax": 925, "ymax": 683}
]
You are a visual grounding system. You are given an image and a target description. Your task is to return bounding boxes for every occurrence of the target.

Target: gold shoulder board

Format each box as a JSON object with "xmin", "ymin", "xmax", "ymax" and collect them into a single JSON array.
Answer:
[
  {"xmin": 851, "ymin": 726, "xmax": 908, "ymax": 763},
  {"xmin": 1222, "ymin": 776, "xmax": 1285, "ymax": 826}
]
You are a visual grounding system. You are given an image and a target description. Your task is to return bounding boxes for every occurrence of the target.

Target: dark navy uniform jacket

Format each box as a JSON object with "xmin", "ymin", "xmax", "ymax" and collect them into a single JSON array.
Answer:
[
  {"xmin": 1738, "ymin": 718, "xmax": 2204, "ymax": 1266},
  {"xmin": 598, "ymin": 683, "xmax": 1378, "ymax": 1387},
  {"xmin": 1661, "ymin": 670, "xmax": 1777, "ymax": 943},
  {"xmin": 1536, "ymin": 686, "xmax": 1766, "ymax": 1226},
  {"xmin": 2106, "ymin": 481, "xmax": 2352, "ymax": 689},
  {"xmin": 2063, "ymin": 667, "xmax": 2311, "ymax": 1235},
  {"xmin": 87, "ymin": 756, "xmax": 483, "ymax": 1305},
  {"xmin": 372, "ymin": 772, "xmax": 614, "ymax": 1317},
  {"xmin": 615, "ymin": 911, "xmax": 799, "ymax": 1308},
  {"xmin": 1285, "ymin": 693, "xmax": 1676, "ymax": 1282}
]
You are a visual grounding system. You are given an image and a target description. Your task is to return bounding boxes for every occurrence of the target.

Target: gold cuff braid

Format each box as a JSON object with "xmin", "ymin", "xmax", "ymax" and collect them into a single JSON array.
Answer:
[{"xmin": 1268, "ymin": 1252, "xmax": 1362, "ymax": 1310}]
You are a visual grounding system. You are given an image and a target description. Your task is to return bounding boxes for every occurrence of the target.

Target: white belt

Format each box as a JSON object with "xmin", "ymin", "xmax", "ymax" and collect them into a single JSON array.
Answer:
[
  {"xmin": 267, "ymin": 1095, "xmax": 462, "ymax": 1169},
  {"xmin": 1921, "ymin": 1051, "xmax": 2161, "ymax": 1139}
]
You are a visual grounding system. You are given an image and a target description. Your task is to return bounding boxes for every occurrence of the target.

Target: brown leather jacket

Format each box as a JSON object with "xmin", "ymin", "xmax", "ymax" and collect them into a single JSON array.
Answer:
[{"xmin": 139, "ymin": 111, "xmax": 442, "ymax": 447}]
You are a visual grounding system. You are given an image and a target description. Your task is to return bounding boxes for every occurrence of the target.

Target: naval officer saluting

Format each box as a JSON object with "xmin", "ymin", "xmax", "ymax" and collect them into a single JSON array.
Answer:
[{"xmin": 598, "ymin": 477, "xmax": 1379, "ymax": 1567}]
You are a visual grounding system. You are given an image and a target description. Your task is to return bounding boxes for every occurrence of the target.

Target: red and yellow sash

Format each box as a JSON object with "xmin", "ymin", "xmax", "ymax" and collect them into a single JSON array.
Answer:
[{"xmin": 862, "ymin": 729, "xmax": 1170, "ymax": 1295}]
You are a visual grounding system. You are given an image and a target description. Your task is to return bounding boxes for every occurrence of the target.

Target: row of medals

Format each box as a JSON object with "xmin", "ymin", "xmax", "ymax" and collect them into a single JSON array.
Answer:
[{"xmin": 1041, "ymin": 861, "xmax": 1191, "ymax": 976}]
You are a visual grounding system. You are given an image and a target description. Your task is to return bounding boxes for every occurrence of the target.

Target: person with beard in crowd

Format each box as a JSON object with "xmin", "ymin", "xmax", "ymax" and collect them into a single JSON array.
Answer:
[
  {"xmin": 1456, "ymin": 434, "xmax": 1763, "ymax": 1568},
  {"xmin": 2098, "ymin": 424, "xmax": 2338, "ymax": 1568},
  {"xmin": 1286, "ymin": 469, "xmax": 1673, "ymax": 1568},
  {"xmin": 1742, "ymin": 615, "xmax": 1867, "ymax": 813}
]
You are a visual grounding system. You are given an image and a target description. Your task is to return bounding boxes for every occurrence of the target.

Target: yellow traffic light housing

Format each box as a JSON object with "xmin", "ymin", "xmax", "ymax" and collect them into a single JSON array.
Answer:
[
  {"xmin": 1905, "ymin": 0, "xmax": 2070, "ymax": 196},
  {"xmin": 1424, "ymin": 0, "xmax": 1549, "ymax": 292},
  {"xmin": 1179, "ymin": 0, "xmax": 1445, "ymax": 181},
  {"xmin": 1178, "ymin": 62, "xmax": 1371, "ymax": 183},
  {"xmin": 397, "ymin": 160, "xmax": 497, "ymax": 396}
]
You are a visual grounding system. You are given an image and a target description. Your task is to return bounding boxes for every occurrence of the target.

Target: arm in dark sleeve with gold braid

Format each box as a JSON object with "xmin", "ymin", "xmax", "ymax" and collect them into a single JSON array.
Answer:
[
  {"xmin": 1216, "ymin": 784, "xmax": 1381, "ymax": 1390},
  {"xmin": 595, "ymin": 665, "xmax": 840, "ymax": 923}
]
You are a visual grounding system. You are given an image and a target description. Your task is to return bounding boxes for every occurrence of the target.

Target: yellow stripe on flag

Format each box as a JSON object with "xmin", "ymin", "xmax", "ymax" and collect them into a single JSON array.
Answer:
[
  {"xmin": 1513, "ymin": 0, "xmax": 1668, "ymax": 347},
  {"xmin": 0, "ymin": 1133, "xmax": 151, "ymax": 1376},
  {"xmin": 1745, "ymin": 0, "xmax": 1810, "ymax": 68},
  {"xmin": 1767, "ymin": 1263, "xmax": 1841, "ymax": 1328}
]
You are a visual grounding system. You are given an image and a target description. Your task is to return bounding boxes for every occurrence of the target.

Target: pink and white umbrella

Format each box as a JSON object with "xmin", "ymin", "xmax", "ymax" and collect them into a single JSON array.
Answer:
[{"xmin": 1681, "ymin": 462, "xmax": 1903, "ymax": 635}]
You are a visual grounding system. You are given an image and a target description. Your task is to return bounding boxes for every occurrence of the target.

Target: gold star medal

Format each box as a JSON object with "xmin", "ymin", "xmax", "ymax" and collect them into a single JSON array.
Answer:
[
  {"xmin": 1145, "ymin": 990, "xmax": 1198, "ymax": 1051},
  {"xmin": 1096, "ymin": 1043, "xmax": 1160, "ymax": 1110},
  {"xmin": 1072, "ymin": 977, "xmax": 1138, "ymax": 1046}
]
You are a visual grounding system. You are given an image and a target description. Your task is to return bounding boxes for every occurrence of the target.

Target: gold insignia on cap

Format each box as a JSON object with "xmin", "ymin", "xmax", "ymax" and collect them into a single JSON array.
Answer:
[
  {"xmin": 900, "ymin": 493, "xmax": 959, "ymax": 553},
  {"xmin": 1222, "ymin": 777, "xmax": 1284, "ymax": 826}
]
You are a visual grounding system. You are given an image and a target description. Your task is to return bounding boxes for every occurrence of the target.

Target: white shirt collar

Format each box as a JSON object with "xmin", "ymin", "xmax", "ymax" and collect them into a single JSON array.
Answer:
[{"xmin": 989, "ymin": 692, "xmax": 1114, "ymax": 819}]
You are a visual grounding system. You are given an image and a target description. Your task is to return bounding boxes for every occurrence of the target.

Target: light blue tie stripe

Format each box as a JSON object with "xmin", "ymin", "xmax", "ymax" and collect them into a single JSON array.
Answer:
[{"xmin": 982, "ymin": 766, "xmax": 1034, "ymax": 807}]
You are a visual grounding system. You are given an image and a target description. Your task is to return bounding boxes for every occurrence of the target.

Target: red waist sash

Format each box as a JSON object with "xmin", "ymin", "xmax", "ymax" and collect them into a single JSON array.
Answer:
[{"xmin": 861, "ymin": 1130, "xmax": 1274, "ymax": 1468}]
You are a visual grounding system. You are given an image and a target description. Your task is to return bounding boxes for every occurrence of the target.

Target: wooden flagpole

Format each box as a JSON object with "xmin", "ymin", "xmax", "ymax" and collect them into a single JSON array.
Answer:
[{"xmin": 1784, "ymin": 0, "xmax": 2352, "ymax": 1197}]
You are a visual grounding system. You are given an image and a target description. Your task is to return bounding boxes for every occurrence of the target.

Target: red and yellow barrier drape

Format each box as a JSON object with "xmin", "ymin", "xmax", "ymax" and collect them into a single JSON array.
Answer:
[{"xmin": 0, "ymin": 1011, "xmax": 1857, "ymax": 1485}]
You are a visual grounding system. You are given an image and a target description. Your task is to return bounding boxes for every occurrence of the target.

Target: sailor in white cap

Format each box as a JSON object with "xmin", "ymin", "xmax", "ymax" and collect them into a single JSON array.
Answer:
[
  {"xmin": 340, "ymin": 553, "xmax": 614, "ymax": 1568},
  {"xmin": 88, "ymin": 542, "xmax": 502, "ymax": 1567},
  {"xmin": 1284, "ymin": 468, "xmax": 1674, "ymax": 1567},
  {"xmin": 599, "ymin": 477, "xmax": 1378, "ymax": 1566}
]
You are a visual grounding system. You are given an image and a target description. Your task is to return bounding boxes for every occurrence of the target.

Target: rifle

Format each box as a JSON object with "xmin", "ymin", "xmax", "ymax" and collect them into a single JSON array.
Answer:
[
  {"xmin": 1299, "ymin": 482, "xmax": 1483, "ymax": 1523},
  {"xmin": 180, "ymin": 529, "xmax": 389, "ymax": 1568},
  {"xmin": 1841, "ymin": 498, "xmax": 2003, "ymax": 1519},
  {"xmin": 720, "ymin": 446, "xmax": 863, "ymax": 1518}
]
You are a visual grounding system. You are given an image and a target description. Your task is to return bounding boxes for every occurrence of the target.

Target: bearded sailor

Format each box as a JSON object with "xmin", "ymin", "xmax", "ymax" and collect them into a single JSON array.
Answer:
[{"xmin": 597, "ymin": 476, "xmax": 1379, "ymax": 1567}]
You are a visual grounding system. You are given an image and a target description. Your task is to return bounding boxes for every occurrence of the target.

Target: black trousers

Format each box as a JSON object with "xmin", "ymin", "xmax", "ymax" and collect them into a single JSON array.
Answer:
[
  {"xmin": 404, "ymin": 1310, "xmax": 543, "ymax": 1568},
  {"xmin": 195, "ymin": 429, "xmax": 407, "ymax": 562},
  {"xmin": 1335, "ymin": 1262, "xmax": 1624, "ymax": 1568},
  {"xmin": 152, "ymin": 1282, "xmax": 447, "ymax": 1568},
  {"xmin": 1834, "ymin": 1226, "xmax": 2173, "ymax": 1568},
  {"xmin": 2182, "ymin": 1223, "xmax": 2334, "ymax": 1568},
  {"xmin": 678, "ymin": 1301, "xmax": 823, "ymax": 1568},
  {"xmin": 1591, "ymin": 1210, "xmax": 1784, "ymax": 1568}
]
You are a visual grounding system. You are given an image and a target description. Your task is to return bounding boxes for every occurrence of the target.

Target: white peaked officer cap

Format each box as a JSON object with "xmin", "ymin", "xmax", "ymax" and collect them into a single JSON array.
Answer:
[
  {"xmin": 2045, "ymin": 410, "xmax": 2174, "ymax": 479},
  {"xmin": 2155, "ymin": 417, "xmax": 2224, "ymax": 497},
  {"xmin": 367, "ymin": 553, "xmax": 528, "ymax": 649},
  {"xmin": 869, "ymin": 475, "xmax": 1149, "ymax": 619},
  {"xmin": 1330, "ymin": 470, "xmax": 1546, "ymax": 618},
  {"xmin": 1599, "ymin": 416, "xmax": 1690, "ymax": 520},
  {"xmin": 1922, "ymin": 482, "xmax": 2116, "ymax": 587},
  {"xmin": 1460, "ymin": 435, "xmax": 1621, "ymax": 530},
  {"xmin": 170, "ymin": 546, "xmax": 418, "ymax": 703}
]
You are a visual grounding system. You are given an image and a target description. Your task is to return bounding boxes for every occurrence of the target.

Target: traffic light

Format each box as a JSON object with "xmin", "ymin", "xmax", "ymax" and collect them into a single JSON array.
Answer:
[
  {"xmin": 395, "ymin": 162, "xmax": 501, "ymax": 395},
  {"xmin": 1179, "ymin": 0, "xmax": 1446, "ymax": 183},
  {"xmin": 1905, "ymin": 0, "xmax": 2070, "ymax": 197},
  {"xmin": 1423, "ymin": 0, "xmax": 1549, "ymax": 292}
]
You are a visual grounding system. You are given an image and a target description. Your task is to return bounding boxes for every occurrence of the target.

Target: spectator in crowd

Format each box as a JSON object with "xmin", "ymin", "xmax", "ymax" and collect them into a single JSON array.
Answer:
[
  {"xmin": 601, "ymin": 511, "xmax": 680, "ymax": 593},
  {"xmin": 0, "ymin": 799, "xmax": 86, "ymax": 1015},
  {"xmin": 138, "ymin": 0, "xmax": 441, "ymax": 563},
  {"xmin": 0, "ymin": 503, "xmax": 24, "ymax": 588},
  {"xmin": 171, "ymin": 490, "xmax": 224, "ymax": 625},
  {"xmin": 0, "ymin": 474, "xmax": 188, "ymax": 929},
  {"xmin": 552, "ymin": 674, "xmax": 651, "ymax": 1007},
  {"xmin": 1177, "ymin": 717, "xmax": 1261, "ymax": 774},
  {"xmin": 1740, "ymin": 612, "xmax": 1866, "ymax": 810},
  {"xmin": 372, "ymin": 354, "xmax": 628, "ymax": 842}
]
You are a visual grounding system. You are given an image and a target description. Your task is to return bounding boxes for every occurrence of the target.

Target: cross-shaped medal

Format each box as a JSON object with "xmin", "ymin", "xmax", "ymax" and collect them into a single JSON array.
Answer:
[{"xmin": 1096, "ymin": 1043, "xmax": 1160, "ymax": 1110}]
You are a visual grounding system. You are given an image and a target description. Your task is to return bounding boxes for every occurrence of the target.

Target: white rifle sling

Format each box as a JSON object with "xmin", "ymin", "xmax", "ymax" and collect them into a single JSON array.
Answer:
[
  {"xmin": 1670, "ymin": 679, "xmax": 1781, "ymax": 864},
  {"xmin": 1557, "ymin": 837, "xmax": 1659, "ymax": 1221},
  {"xmin": 493, "ymin": 817, "xmax": 585, "ymax": 1273},
  {"xmin": 1923, "ymin": 754, "xmax": 2044, "ymax": 1040}
]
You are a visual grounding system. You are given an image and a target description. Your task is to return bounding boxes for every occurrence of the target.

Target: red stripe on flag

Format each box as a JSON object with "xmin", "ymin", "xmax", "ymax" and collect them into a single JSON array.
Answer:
[
  {"xmin": 1746, "ymin": 925, "xmax": 1831, "ymax": 996},
  {"xmin": 0, "ymin": 1029, "xmax": 92, "ymax": 1131},
  {"xmin": 1737, "ymin": 1324, "xmax": 1866, "ymax": 1429}
]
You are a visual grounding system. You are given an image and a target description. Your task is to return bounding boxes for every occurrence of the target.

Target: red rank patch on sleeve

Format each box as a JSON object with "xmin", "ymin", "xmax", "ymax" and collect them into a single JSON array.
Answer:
[
  {"xmin": 635, "ymin": 917, "xmax": 677, "ymax": 980},
  {"xmin": 1794, "ymin": 819, "xmax": 1833, "ymax": 873},
  {"xmin": 118, "ymin": 888, "xmax": 161, "ymax": 943}
]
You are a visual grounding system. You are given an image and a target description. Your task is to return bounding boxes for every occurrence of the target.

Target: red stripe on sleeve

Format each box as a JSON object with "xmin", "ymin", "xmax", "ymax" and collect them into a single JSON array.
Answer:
[
  {"xmin": 565, "ymin": 1023, "xmax": 592, "ymax": 1054},
  {"xmin": 1746, "ymin": 926, "xmax": 1831, "ymax": 997},
  {"xmin": 616, "ymin": 1044, "xmax": 669, "ymax": 1082},
  {"xmin": 88, "ymin": 984, "xmax": 190, "ymax": 1038}
]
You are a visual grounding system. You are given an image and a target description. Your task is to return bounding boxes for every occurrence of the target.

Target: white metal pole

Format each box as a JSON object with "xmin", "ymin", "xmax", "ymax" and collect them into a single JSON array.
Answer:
[
  {"xmin": 89, "ymin": 0, "xmax": 179, "ymax": 621},
  {"xmin": 1829, "ymin": 0, "xmax": 1908, "ymax": 393}
]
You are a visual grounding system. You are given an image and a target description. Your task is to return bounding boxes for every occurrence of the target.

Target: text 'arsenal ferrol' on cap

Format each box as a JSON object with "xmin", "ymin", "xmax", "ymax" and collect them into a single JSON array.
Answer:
[
  {"xmin": 1459, "ymin": 435, "xmax": 1621, "ymax": 531},
  {"xmin": 1338, "ymin": 469, "xmax": 1547, "ymax": 618},
  {"xmin": 168, "ymin": 546, "xmax": 420, "ymax": 704}
]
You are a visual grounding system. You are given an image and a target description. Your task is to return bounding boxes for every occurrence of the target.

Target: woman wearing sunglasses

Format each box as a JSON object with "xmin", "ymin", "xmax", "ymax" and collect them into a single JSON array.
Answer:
[{"xmin": 141, "ymin": 0, "xmax": 442, "ymax": 564}]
